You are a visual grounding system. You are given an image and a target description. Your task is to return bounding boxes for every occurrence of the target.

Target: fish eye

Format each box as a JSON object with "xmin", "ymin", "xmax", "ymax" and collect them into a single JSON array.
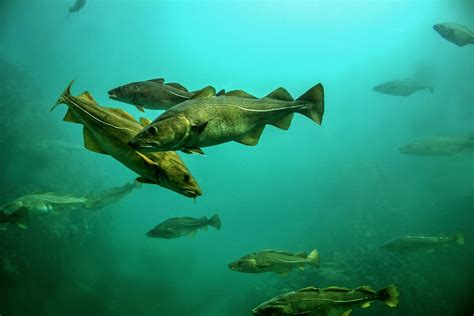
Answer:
[
  {"xmin": 183, "ymin": 174, "xmax": 190, "ymax": 182},
  {"xmin": 147, "ymin": 126, "xmax": 158, "ymax": 135}
]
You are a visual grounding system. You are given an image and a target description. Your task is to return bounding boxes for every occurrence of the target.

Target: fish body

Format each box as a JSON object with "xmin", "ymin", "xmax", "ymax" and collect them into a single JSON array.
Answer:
[
  {"xmin": 252, "ymin": 285, "xmax": 399, "ymax": 316},
  {"xmin": 399, "ymin": 137, "xmax": 474, "ymax": 155},
  {"xmin": 85, "ymin": 181, "xmax": 141, "ymax": 210},
  {"xmin": 52, "ymin": 81, "xmax": 201, "ymax": 198},
  {"xmin": 67, "ymin": 0, "xmax": 86, "ymax": 18},
  {"xmin": 0, "ymin": 208, "xmax": 29, "ymax": 231},
  {"xmin": 433, "ymin": 23, "xmax": 474, "ymax": 47},
  {"xmin": 129, "ymin": 84, "xmax": 324, "ymax": 153},
  {"xmin": 372, "ymin": 78, "xmax": 433, "ymax": 96},
  {"xmin": 108, "ymin": 78, "xmax": 201, "ymax": 112},
  {"xmin": 381, "ymin": 233, "xmax": 464, "ymax": 253},
  {"xmin": 146, "ymin": 214, "xmax": 221, "ymax": 239},
  {"xmin": 2, "ymin": 193, "xmax": 88, "ymax": 216},
  {"xmin": 228, "ymin": 249, "xmax": 320, "ymax": 275}
]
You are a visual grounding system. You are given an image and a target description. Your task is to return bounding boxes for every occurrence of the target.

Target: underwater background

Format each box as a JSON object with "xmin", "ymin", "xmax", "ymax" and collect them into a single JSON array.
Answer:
[{"xmin": 0, "ymin": 0, "xmax": 473, "ymax": 315}]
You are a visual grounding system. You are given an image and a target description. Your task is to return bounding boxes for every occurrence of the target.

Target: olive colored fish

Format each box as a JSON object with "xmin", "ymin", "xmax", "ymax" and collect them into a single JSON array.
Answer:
[
  {"xmin": 372, "ymin": 78, "xmax": 433, "ymax": 96},
  {"xmin": 433, "ymin": 23, "xmax": 474, "ymax": 47},
  {"xmin": 399, "ymin": 136, "xmax": 474, "ymax": 155},
  {"xmin": 0, "ymin": 208, "xmax": 29, "ymax": 231},
  {"xmin": 381, "ymin": 233, "xmax": 464, "ymax": 254},
  {"xmin": 146, "ymin": 214, "xmax": 221, "ymax": 239},
  {"xmin": 252, "ymin": 284, "xmax": 399, "ymax": 316},
  {"xmin": 228, "ymin": 249, "xmax": 320, "ymax": 276},
  {"xmin": 108, "ymin": 78, "xmax": 220, "ymax": 112},
  {"xmin": 67, "ymin": 0, "xmax": 86, "ymax": 18},
  {"xmin": 52, "ymin": 81, "xmax": 202, "ymax": 198},
  {"xmin": 85, "ymin": 181, "xmax": 141, "ymax": 210},
  {"xmin": 128, "ymin": 84, "xmax": 324, "ymax": 154}
]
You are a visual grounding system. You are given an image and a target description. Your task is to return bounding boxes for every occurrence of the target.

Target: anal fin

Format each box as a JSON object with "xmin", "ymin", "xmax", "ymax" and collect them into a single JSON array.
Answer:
[
  {"xmin": 234, "ymin": 125, "xmax": 265, "ymax": 146},
  {"xmin": 270, "ymin": 113, "xmax": 294, "ymax": 130},
  {"xmin": 83, "ymin": 128, "xmax": 108, "ymax": 154}
]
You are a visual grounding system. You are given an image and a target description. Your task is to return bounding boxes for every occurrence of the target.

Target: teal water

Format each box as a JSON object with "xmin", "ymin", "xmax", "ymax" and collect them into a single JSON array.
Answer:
[{"xmin": 1, "ymin": 1, "xmax": 473, "ymax": 315}]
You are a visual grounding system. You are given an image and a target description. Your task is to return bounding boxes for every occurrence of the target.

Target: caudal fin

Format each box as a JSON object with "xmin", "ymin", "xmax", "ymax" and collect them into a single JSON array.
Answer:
[
  {"xmin": 454, "ymin": 232, "xmax": 464, "ymax": 245},
  {"xmin": 51, "ymin": 80, "xmax": 75, "ymax": 111},
  {"xmin": 377, "ymin": 284, "xmax": 399, "ymax": 308},
  {"xmin": 307, "ymin": 249, "xmax": 320, "ymax": 269},
  {"xmin": 208, "ymin": 214, "xmax": 221, "ymax": 230},
  {"xmin": 296, "ymin": 83, "xmax": 324, "ymax": 125}
]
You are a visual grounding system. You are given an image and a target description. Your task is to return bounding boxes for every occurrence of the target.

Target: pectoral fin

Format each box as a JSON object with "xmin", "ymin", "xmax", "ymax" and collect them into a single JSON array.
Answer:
[
  {"xmin": 270, "ymin": 114, "xmax": 294, "ymax": 130},
  {"xmin": 181, "ymin": 148, "xmax": 205, "ymax": 155},
  {"xmin": 341, "ymin": 309, "xmax": 352, "ymax": 316},
  {"xmin": 234, "ymin": 125, "xmax": 265, "ymax": 146},
  {"xmin": 136, "ymin": 151, "xmax": 159, "ymax": 166},
  {"xmin": 139, "ymin": 117, "xmax": 152, "ymax": 126},
  {"xmin": 275, "ymin": 267, "xmax": 292, "ymax": 276},
  {"xmin": 63, "ymin": 108, "xmax": 80, "ymax": 123},
  {"xmin": 361, "ymin": 302, "xmax": 371, "ymax": 308},
  {"xmin": 191, "ymin": 122, "xmax": 208, "ymax": 134},
  {"xmin": 187, "ymin": 229, "xmax": 197, "ymax": 237},
  {"xmin": 83, "ymin": 128, "xmax": 108, "ymax": 154},
  {"xmin": 136, "ymin": 105, "xmax": 145, "ymax": 112}
]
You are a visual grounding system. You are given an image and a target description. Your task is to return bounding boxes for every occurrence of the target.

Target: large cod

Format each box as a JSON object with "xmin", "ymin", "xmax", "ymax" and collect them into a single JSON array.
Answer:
[
  {"xmin": 128, "ymin": 84, "xmax": 324, "ymax": 154},
  {"xmin": 52, "ymin": 81, "xmax": 202, "ymax": 198}
]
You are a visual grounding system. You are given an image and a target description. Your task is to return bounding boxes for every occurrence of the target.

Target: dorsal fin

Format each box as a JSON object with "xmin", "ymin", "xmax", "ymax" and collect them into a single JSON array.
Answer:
[
  {"xmin": 323, "ymin": 286, "xmax": 351, "ymax": 292},
  {"xmin": 224, "ymin": 90, "xmax": 257, "ymax": 99},
  {"xmin": 77, "ymin": 91, "xmax": 98, "ymax": 104},
  {"xmin": 297, "ymin": 287, "xmax": 319, "ymax": 292},
  {"xmin": 264, "ymin": 87, "xmax": 293, "ymax": 101},
  {"xmin": 216, "ymin": 89, "xmax": 226, "ymax": 96},
  {"xmin": 109, "ymin": 108, "xmax": 136, "ymax": 121},
  {"xmin": 295, "ymin": 251, "xmax": 307, "ymax": 258},
  {"xmin": 356, "ymin": 286, "xmax": 376, "ymax": 294},
  {"xmin": 191, "ymin": 86, "xmax": 216, "ymax": 99},
  {"xmin": 165, "ymin": 82, "xmax": 188, "ymax": 91},
  {"xmin": 139, "ymin": 117, "xmax": 152, "ymax": 126},
  {"xmin": 148, "ymin": 78, "xmax": 164, "ymax": 84}
]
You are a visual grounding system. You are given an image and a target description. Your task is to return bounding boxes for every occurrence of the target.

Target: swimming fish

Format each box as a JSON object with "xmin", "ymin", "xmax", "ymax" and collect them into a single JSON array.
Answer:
[
  {"xmin": 85, "ymin": 181, "xmax": 141, "ymax": 210},
  {"xmin": 372, "ymin": 78, "xmax": 433, "ymax": 96},
  {"xmin": 228, "ymin": 249, "xmax": 320, "ymax": 276},
  {"xmin": 399, "ymin": 136, "xmax": 474, "ymax": 155},
  {"xmin": 433, "ymin": 23, "xmax": 474, "ymax": 47},
  {"xmin": 146, "ymin": 214, "xmax": 221, "ymax": 239},
  {"xmin": 381, "ymin": 233, "xmax": 464, "ymax": 253},
  {"xmin": 67, "ymin": 0, "xmax": 86, "ymax": 18},
  {"xmin": 108, "ymin": 78, "xmax": 221, "ymax": 112},
  {"xmin": 52, "ymin": 81, "xmax": 202, "ymax": 198},
  {"xmin": 128, "ymin": 84, "xmax": 324, "ymax": 154},
  {"xmin": 0, "ymin": 208, "xmax": 29, "ymax": 231},
  {"xmin": 252, "ymin": 284, "xmax": 399, "ymax": 316}
]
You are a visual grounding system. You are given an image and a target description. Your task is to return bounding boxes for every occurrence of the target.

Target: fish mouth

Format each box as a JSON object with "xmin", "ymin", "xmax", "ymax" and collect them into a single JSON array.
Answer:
[
  {"xmin": 108, "ymin": 90, "xmax": 119, "ymax": 100},
  {"xmin": 128, "ymin": 140, "xmax": 157, "ymax": 151},
  {"xmin": 182, "ymin": 189, "xmax": 201, "ymax": 198}
]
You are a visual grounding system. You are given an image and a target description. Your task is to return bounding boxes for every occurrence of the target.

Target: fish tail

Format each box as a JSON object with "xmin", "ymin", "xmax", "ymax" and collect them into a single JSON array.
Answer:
[
  {"xmin": 51, "ymin": 80, "xmax": 75, "ymax": 111},
  {"xmin": 426, "ymin": 86, "xmax": 434, "ymax": 93},
  {"xmin": 454, "ymin": 232, "xmax": 464, "ymax": 245},
  {"xmin": 377, "ymin": 284, "xmax": 399, "ymax": 307},
  {"xmin": 307, "ymin": 249, "xmax": 320, "ymax": 268},
  {"xmin": 296, "ymin": 83, "xmax": 324, "ymax": 124},
  {"xmin": 132, "ymin": 179, "xmax": 142, "ymax": 189},
  {"xmin": 208, "ymin": 214, "xmax": 221, "ymax": 230}
]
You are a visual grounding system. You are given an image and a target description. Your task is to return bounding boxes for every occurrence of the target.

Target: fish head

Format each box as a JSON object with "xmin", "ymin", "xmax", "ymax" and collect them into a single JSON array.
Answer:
[
  {"xmin": 372, "ymin": 82, "xmax": 395, "ymax": 94},
  {"xmin": 108, "ymin": 84, "xmax": 137, "ymax": 104},
  {"xmin": 252, "ymin": 301, "xmax": 292, "ymax": 316},
  {"xmin": 399, "ymin": 142, "xmax": 426, "ymax": 154},
  {"xmin": 228, "ymin": 258, "xmax": 257, "ymax": 272},
  {"xmin": 146, "ymin": 225, "xmax": 175, "ymax": 238},
  {"xmin": 433, "ymin": 23, "xmax": 454, "ymax": 38},
  {"xmin": 128, "ymin": 115, "xmax": 191, "ymax": 152}
]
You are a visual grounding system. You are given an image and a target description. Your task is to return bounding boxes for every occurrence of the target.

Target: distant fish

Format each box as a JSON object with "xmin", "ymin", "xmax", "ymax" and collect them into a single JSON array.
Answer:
[
  {"xmin": 67, "ymin": 0, "xmax": 86, "ymax": 18},
  {"xmin": 146, "ymin": 215, "xmax": 221, "ymax": 239},
  {"xmin": 433, "ymin": 23, "xmax": 474, "ymax": 47},
  {"xmin": 399, "ymin": 137, "xmax": 474, "ymax": 155},
  {"xmin": 381, "ymin": 233, "xmax": 464, "ymax": 253},
  {"xmin": 85, "ymin": 181, "xmax": 141, "ymax": 210},
  {"xmin": 252, "ymin": 284, "xmax": 399, "ymax": 315},
  {"xmin": 372, "ymin": 78, "xmax": 433, "ymax": 96},
  {"xmin": 228, "ymin": 249, "xmax": 320, "ymax": 276}
]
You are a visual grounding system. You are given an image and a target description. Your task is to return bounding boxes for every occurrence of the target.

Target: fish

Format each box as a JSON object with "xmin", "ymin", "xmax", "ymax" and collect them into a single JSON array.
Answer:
[
  {"xmin": 108, "ymin": 78, "xmax": 222, "ymax": 112},
  {"xmin": 1, "ymin": 193, "xmax": 89, "ymax": 216},
  {"xmin": 228, "ymin": 249, "xmax": 320, "ymax": 276},
  {"xmin": 252, "ymin": 284, "xmax": 399, "ymax": 316},
  {"xmin": 372, "ymin": 78, "xmax": 433, "ymax": 96},
  {"xmin": 433, "ymin": 23, "xmax": 474, "ymax": 47},
  {"xmin": 381, "ymin": 233, "xmax": 464, "ymax": 253},
  {"xmin": 128, "ymin": 84, "xmax": 324, "ymax": 154},
  {"xmin": 52, "ymin": 81, "xmax": 202, "ymax": 199},
  {"xmin": 399, "ymin": 136, "xmax": 474, "ymax": 155},
  {"xmin": 146, "ymin": 214, "xmax": 221, "ymax": 239},
  {"xmin": 67, "ymin": 0, "xmax": 86, "ymax": 18},
  {"xmin": 85, "ymin": 180, "xmax": 141, "ymax": 210},
  {"xmin": 0, "ymin": 208, "xmax": 29, "ymax": 231}
]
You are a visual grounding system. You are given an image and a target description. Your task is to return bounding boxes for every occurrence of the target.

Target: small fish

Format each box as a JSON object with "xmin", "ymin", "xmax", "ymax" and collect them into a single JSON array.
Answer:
[
  {"xmin": 0, "ymin": 208, "xmax": 29, "ymax": 231},
  {"xmin": 372, "ymin": 78, "xmax": 433, "ymax": 96},
  {"xmin": 252, "ymin": 284, "xmax": 399, "ymax": 316},
  {"xmin": 146, "ymin": 214, "xmax": 221, "ymax": 239},
  {"xmin": 381, "ymin": 233, "xmax": 464, "ymax": 254},
  {"xmin": 128, "ymin": 84, "xmax": 324, "ymax": 154},
  {"xmin": 433, "ymin": 23, "xmax": 474, "ymax": 47},
  {"xmin": 52, "ymin": 81, "xmax": 202, "ymax": 199},
  {"xmin": 399, "ymin": 137, "xmax": 474, "ymax": 155},
  {"xmin": 108, "ymin": 78, "xmax": 220, "ymax": 112},
  {"xmin": 228, "ymin": 249, "xmax": 320, "ymax": 276},
  {"xmin": 67, "ymin": 0, "xmax": 86, "ymax": 18},
  {"xmin": 85, "ymin": 181, "xmax": 141, "ymax": 210}
]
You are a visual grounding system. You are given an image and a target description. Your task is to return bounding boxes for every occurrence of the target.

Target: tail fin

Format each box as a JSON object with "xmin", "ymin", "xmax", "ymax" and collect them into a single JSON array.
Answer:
[
  {"xmin": 454, "ymin": 232, "xmax": 464, "ymax": 245},
  {"xmin": 132, "ymin": 180, "xmax": 142, "ymax": 189},
  {"xmin": 51, "ymin": 80, "xmax": 75, "ymax": 112},
  {"xmin": 296, "ymin": 83, "xmax": 324, "ymax": 125},
  {"xmin": 208, "ymin": 214, "xmax": 221, "ymax": 230},
  {"xmin": 307, "ymin": 249, "xmax": 320, "ymax": 269},
  {"xmin": 377, "ymin": 284, "xmax": 399, "ymax": 308},
  {"xmin": 426, "ymin": 86, "xmax": 434, "ymax": 93}
]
